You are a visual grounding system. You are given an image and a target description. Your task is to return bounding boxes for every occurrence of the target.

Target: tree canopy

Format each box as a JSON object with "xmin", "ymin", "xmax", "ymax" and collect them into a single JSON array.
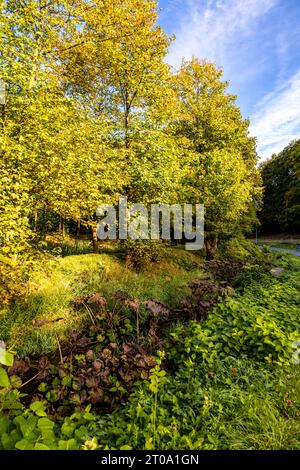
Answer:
[
  {"xmin": 0, "ymin": 0, "xmax": 262, "ymax": 301},
  {"xmin": 260, "ymin": 139, "xmax": 300, "ymax": 233}
]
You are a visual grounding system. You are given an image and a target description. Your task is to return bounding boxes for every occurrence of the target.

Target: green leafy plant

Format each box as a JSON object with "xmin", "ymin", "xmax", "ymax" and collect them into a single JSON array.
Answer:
[
  {"xmin": 122, "ymin": 240, "xmax": 165, "ymax": 271},
  {"xmin": 169, "ymin": 268, "xmax": 300, "ymax": 367}
]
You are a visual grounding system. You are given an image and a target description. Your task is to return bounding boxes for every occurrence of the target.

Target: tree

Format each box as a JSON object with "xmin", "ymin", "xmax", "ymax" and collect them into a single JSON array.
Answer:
[
  {"xmin": 0, "ymin": 1, "xmax": 263, "ymax": 280},
  {"xmin": 261, "ymin": 139, "xmax": 300, "ymax": 233},
  {"xmin": 61, "ymin": 0, "xmax": 175, "ymax": 201},
  {"xmin": 0, "ymin": 1, "xmax": 116, "ymax": 242},
  {"xmin": 173, "ymin": 58, "xmax": 261, "ymax": 258},
  {"xmin": 58, "ymin": 0, "xmax": 180, "ymax": 254}
]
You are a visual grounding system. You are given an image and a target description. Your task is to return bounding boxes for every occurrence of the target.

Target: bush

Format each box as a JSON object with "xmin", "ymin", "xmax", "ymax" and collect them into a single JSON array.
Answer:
[
  {"xmin": 3, "ymin": 351, "xmax": 300, "ymax": 450},
  {"xmin": 205, "ymin": 257, "xmax": 247, "ymax": 284},
  {"xmin": 0, "ymin": 255, "xmax": 31, "ymax": 306},
  {"xmin": 169, "ymin": 271, "xmax": 300, "ymax": 367},
  {"xmin": 2, "ymin": 258, "xmax": 300, "ymax": 450},
  {"xmin": 233, "ymin": 264, "xmax": 270, "ymax": 290},
  {"xmin": 122, "ymin": 240, "xmax": 164, "ymax": 270},
  {"xmin": 218, "ymin": 236, "xmax": 267, "ymax": 261},
  {"xmin": 273, "ymin": 250, "xmax": 299, "ymax": 270}
]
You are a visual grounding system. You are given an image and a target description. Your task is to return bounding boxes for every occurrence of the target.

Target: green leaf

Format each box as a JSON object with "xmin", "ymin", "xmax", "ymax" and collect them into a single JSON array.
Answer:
[
  {"xmin": 38, "ymin": 418, "xmax": 55, "ymax": 432},
  {"xmin": 9, "ymin": 375, "xmax": 22, "ymax": 389},
  {"xmin": 15, "ymin": 438, "xmax": 34, "ymax": 450},
  {"xmin": 0, "ymin": 350, "xmax": 14, "ymax": 367},
  {"xmin": 34, "ymin": 443, "xmax": 50, "ymax": 450},
  {"xmin": 0, "ymin": 367, "xmax": 9, "ymax": 388},
  {"xmin": 30, "ymin": 401, "xmax": 47, "ymax": 417},
  {"xmin": 58, "ymin": 438, "xmax": 78, "ymax": 450}
]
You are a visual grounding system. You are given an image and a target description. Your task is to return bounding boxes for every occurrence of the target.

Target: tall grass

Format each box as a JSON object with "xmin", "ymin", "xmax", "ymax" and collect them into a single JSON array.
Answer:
[{"xmin": 0, "ymin": 248, "xmax": 205, "ymax": 356}]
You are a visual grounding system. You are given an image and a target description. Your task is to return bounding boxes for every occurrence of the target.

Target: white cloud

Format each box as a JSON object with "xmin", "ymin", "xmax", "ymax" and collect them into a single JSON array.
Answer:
[
  {"xmin": 167, "ymin": 0, "xmax": 278, "ymax": 68},
  {"xmin": 166, "ymin": 0, "xmax": 300, "ymax": 160},
  {"xmin": 250, "ymin": 69, "xmax": 300, "ymax": 160}
]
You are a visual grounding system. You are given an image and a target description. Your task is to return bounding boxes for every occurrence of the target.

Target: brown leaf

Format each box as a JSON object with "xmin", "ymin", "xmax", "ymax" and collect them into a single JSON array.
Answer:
[
  {"xmin": 113, "ymin": 290, "xmax": 130, "ymax": 301},
  {"xmin": 93, "ymin": 359, "xmax": 102, "ymax": 371},
  {"xmin": 145, "ymin": 299, "xmax": 170, "ymax": 318},
  {"xmin": 126, "ymin": 299, "xmax": 140, "ymax": 313},
  {"xmin": 89, "ymin": 388, "xmax": 104, "ymax": 404},
  {"xmin": 9, "ymin": 357, "xmax": 31, "ymax": 376},
  {"xmin": 87, "ymin": 293, "xmax": 107, "ymax": 307},
  {"xmin": 85, "ymin": 376, "xmax": 99, "ymax": 389}
]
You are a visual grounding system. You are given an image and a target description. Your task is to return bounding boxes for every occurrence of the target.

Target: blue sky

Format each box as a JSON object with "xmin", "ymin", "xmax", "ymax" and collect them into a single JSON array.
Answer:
[{"xmin": 157, "ymin": 0, "xmax": 300, "ymax": 160}]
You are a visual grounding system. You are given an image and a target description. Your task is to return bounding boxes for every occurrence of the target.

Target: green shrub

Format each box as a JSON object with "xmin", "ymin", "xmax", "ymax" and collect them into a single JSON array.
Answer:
[
  {"xmin": 169, "ymin": 272, "xmax": 300, "ymax": 366},
  {"xmin": 122, "ymin": 240, "xmax": 165, "ymax": 270},
  {"xmin": 45, "ymin": 239, "xmax": 93, "ymax": 257},
  {"xmin": 0, "ymin": 255, "xmax": 32, "ymax": 306},
  {"xmin": 233, "ymin": 264, "xmax": 270, "ymax": 290},
  {"xmin": 1, "ymin": 249, "xmax": 300, "ymax": 451},
  {"xmin": 3, "ymin": 353, "xmax": 300, "ymax": 450},
  {"xmin": 0, "ymin": 346, "xmax": 98, "ymax": 450},
  {"xmin": 273, "ymin": 251, "xmax": 299, "ymax": 270},
  {"xmin": 219, "ymin": 236, "xmax": 268, "ymax": 261}
]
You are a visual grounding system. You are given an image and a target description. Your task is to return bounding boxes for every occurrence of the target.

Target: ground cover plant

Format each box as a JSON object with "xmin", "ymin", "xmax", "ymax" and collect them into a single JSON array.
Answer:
[{"xmin": 1, "ymin": 244, "xmax": 300, "ymax": 450}]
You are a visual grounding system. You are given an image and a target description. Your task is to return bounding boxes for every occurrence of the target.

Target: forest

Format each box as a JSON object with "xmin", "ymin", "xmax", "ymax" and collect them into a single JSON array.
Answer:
[{"xmin": 1, "ymin": 0, "xmax": 300, "ymax": 453}]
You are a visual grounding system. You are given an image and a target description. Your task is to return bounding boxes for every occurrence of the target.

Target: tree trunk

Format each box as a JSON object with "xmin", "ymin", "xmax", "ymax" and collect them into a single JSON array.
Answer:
[
  {"xmin": 62, "ymin": 219, "xmax": 65, "ymax": 240},
  {"xmin": 91, "ymin": 226, "xmax": 99, "ymax": 254},
  {"xmin": 34, "ymin": 211, "xmax": 38, "ymax": 232},
  {"xmin": 59, "ymin": 216, "xmax": 66, "ymax": 239},
  {"xmin": 76, "ymin": 219, "xmax": 81, "ymax": 238},
  {"xmin": 124, "ymin": 108, "xmax": 130, "ymax": 149},
  {"xmin": 124, "ymin": 88, "xmax": 131, "ymax": 150},
  {"xmin": 42, "ymin": 205, "xmax": 47, "ymax": 241},
  {"xmin": 205, "ymin": 235, "xmax": 218, "ymax": 260}
]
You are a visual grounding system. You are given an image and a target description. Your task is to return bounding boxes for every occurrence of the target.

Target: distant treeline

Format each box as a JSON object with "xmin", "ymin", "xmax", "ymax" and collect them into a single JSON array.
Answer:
[{"xmin": 260, "ymin": 139, "xmax": 300, "ymax": 234}]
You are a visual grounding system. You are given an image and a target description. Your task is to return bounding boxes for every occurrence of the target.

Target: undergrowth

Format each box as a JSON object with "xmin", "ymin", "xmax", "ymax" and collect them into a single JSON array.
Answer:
[{"xmin": 1, "ymin": 246, "xmax": 300, "ymax": 450}]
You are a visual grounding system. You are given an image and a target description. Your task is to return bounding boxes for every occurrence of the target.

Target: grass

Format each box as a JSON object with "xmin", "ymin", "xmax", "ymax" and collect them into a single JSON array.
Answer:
[
  {"xmin": 44, "ymin": 236, "xmax": 124, "ymax": 257},
  {"xmin": 2, "ymin": 242, "xmax": 300, "ymax": 450},
  {"xmin": 253, "ymin": 237, "xmax": 300, "ymax": 250},
  {"xmin": 85, "ymin": 357, "xmax": 300, "ymax": 450},
  {"xmin": 0, "ymin": 247, "xmax": 205, "ymax": 356},
  {"xmin": 259, "ymin": 241, "xmax": 298, "ymax": 250}
]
